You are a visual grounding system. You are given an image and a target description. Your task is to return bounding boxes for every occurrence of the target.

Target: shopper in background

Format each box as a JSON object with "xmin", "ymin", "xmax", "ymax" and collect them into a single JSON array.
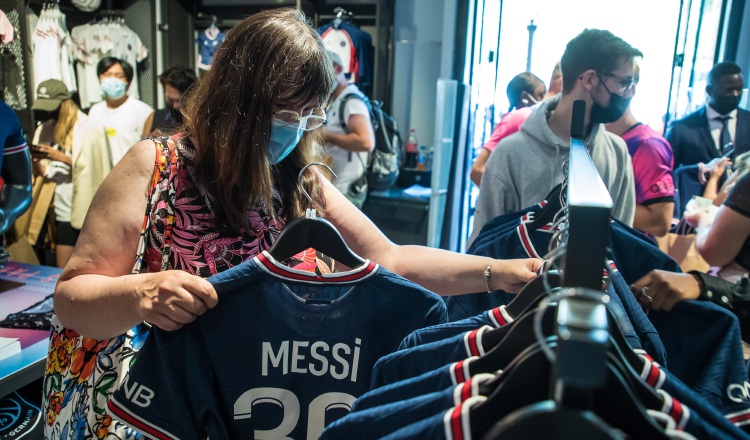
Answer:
[
  {"xmin": 544, "ymin": 61, "xmax": 563, "ymax": 100},
  {"xmin": 322, "ymin": 50, "xmax": 375, "ymax": 208},
  {"xmin": 45, "ymin": 9, "xmax": 541, "ymax": 438},
  {"xmin": 667, "ymin": 62, "xmax": 750, "ymax": 168},
  {"xmin": 30, "ymin": 79, "xmax": 111, "ymax": 268},
  {"xmin": 150, "ymin": 65, "xmax": 197, "ymax": 136},
  {"xmin": 470, "ymin": 72, "xmax": 546, "ymax": 186},
  {"xmin": 88, "ymin": 57, "xmax": 154, "ymax": 165},
  {"xmin": 469, "ymin": 28, "xmax": 638, "ymax": 245},
  {"xmin": 606, "ymin": 63, "xmax": 675, "ymax": 237}
]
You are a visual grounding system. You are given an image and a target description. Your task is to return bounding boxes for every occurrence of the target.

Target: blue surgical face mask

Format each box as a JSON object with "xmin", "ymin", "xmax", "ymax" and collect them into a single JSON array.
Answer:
[
  {"xmin": 268, "ymin": 119, "xmax": 304, "ymax": 164},
  {"xmin": 101, "ymin": 77, "xmax": 127, "ymax": 99}
]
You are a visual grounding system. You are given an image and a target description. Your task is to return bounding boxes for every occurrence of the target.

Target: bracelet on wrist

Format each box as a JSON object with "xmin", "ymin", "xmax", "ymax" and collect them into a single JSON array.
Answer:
[{"xmin": 484, "ymin": 260, "xmax": 493, "ymax": 293}]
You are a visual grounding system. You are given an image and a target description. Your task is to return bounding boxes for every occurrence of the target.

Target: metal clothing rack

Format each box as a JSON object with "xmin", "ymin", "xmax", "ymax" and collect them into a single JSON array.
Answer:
[
  {"xmin": 561, "ymin": 99, "xmax": 613, "ymax": 290},
  {"xmin": 553, "ymin": 99, "xmax": 613, "ymax": 417}
]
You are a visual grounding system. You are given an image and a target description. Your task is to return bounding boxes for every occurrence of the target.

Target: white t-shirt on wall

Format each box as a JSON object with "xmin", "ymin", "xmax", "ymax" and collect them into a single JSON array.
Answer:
[
  {"xmin": 325, "ymin": 84, "xmax": 371, "ymax": 194},
  {"xmin": 88, "ymin": 97, "xmax": 153, "ymax": 165}
]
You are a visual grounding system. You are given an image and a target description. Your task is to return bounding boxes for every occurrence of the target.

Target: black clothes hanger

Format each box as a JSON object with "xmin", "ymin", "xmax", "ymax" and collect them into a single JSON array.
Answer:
[
  {"xmin": 477, "ymin": 358, "xmax": 671, "ymax": 440},
  {"xmin": 504, "ymin": 270, "xmax": 562, "ymax": 319},
  {"xmin": 471, "ymin": 304, "xmax": 557, "ymax": 373},
  {"xmin": 481, "ymin": 401, "xmax": 622, "ymax": 440},
  {"xmin": 527, "ymin": 184, "xmax": 564, "ymax": 232},
  {"xmin": 469, "ymin": 299, "xmax": 669, "ymax": 439},
  {"xmin": 268, "ymin": 163, "xmax": 366, "ymax": 269}
]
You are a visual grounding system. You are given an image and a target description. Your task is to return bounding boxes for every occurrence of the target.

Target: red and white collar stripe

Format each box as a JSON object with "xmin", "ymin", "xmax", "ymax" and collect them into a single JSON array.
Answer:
[
  {"xmin": 488, "ymin": 305, "xmax": 513, "ymax": 327},
  {"xmin": 443, "ymin": 396, "xmax": 487, "ymax": 440},
  {"xmin": 463, "ymin": 326, "xmax": 493, "ymax": 358},
  {"xmin": 256, "ymin": 251, "xmax": 376, "ymax": 284}
]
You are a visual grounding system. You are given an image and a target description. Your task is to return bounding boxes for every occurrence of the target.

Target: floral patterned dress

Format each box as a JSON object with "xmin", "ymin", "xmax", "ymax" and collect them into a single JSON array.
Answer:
[{"xmin": 43, "ymin": 137, "xmax": 331, "ymax": 439}]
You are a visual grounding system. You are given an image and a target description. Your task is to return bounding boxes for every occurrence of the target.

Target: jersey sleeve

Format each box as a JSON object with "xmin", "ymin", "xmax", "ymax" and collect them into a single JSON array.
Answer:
[
  {"xmin": 631, "ymin": 137, "xmax": 675, "ymax": 205},
  {"xmin": 108, "ymin": 327, "xmax": 214, "ymax": 440},
  {"xmin": 3, "ymin": 106, "xmax": 27, "ymax": 156}
]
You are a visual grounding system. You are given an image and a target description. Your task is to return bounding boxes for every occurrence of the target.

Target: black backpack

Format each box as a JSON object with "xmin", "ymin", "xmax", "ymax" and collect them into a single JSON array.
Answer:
[{"xmin": 339, "ymin": 93, "xmax": 402, "ymax": 191}]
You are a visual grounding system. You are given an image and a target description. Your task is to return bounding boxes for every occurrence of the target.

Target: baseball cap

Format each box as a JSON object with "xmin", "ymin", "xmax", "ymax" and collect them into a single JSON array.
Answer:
[
  {"xmin": 32, "ymin": 80, "xmax": 71, "ymax": 112},
  {"xmin": 72, "ymin": 0, "xmax": 101, "ymax": 12},
  {"xmin": 327, "ymin": 50, "xmax": 343, "ymax": 68}
]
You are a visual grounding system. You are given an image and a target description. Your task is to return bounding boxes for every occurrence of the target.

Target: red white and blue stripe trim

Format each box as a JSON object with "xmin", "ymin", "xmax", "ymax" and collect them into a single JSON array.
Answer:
[{"xmin": 256, "ymin": 251, "xmax": 377, "ymax": 284}]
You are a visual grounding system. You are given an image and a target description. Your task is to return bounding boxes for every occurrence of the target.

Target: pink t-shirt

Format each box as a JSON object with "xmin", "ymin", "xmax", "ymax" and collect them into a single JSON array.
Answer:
[
  {"xmin": 482, "ymin": 107, "xmax": 533, "ymax": 152},
  {"xmin": 620, "ymin": 123, "xmax": 675, "ymax": 205}
]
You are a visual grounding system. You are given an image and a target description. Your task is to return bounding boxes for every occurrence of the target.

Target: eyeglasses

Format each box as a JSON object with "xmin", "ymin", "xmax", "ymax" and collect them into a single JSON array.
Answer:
[
  {"xmin": 272, "ymin": 107, "xmax": 327, "ymax": 131},
  {"xmin": 597, "ymin": 71, "xmax": 636, "ymax": 93}
]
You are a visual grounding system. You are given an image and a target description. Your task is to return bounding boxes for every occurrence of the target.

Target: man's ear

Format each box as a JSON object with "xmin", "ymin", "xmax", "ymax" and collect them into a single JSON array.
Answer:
[
  {"xmin": 578, "ymin": 69, "xmax": 599, "ymax": 92},
  {"xmin": 335, "ymin": 64, "xmax": 344, "ymax": 75},
  {"xmin": 706, "ymin": 84, "xmax": 713, "ymax": 97}
]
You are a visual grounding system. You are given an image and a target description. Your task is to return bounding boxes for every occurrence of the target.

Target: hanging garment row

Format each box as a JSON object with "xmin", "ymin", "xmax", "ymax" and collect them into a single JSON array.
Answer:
[
  {"xmin": 30, "ymin": 1, "xmax": 76, "ymax": 94},
  {"xmin": 318, "ymin": 8, "xmax": 374, "ymax": 89}
]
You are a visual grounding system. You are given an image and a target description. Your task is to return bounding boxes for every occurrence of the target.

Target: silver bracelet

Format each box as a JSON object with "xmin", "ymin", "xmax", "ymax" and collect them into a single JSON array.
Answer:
[{"xmin": 484, "ymin": 260, "xmax": 493, "ymax": 293}]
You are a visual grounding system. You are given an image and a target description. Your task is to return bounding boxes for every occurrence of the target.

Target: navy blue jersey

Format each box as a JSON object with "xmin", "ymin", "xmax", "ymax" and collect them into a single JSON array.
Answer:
[
  {"xmin": 466, "ymin": 205, "xmax": 543, "ymax": 254},
  {"xmin": 399, "ymin": 305, "xmax": 513, "ymax": 350},
  {"xmin": 608, "ymin": 262, "xmax": 668, "ymax": 366},
  {"xmin": 354, "ymin": 357, "xmax": 480, "ymax": 411},
  {"xmin": 108, "ymin": 252, "xmax": 447, "ymax": 440},
  {"xmin": 321, "ymin": 373, "xmax": 495, "ymax": 440},
  {"xmin": 638, "ymin": 352, "xmax": 750, "ymax": 438},
  {"xmin": 196, "ymin": 29, "xmax": 226, "ymax": 70},
  {"xmin": 380, "ymin": 396, "xmax": 487, "ymax": 440},
  {"xmin": 646, "ymin": 301, "xmax": 750, "ymax": 428},
  {"xmin": 371, "ymin": 326, "xmax": 492, "ymax": 389}
]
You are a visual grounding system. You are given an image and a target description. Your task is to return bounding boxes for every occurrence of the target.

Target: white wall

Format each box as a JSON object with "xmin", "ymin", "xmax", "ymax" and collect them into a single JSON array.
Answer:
[{"xmin": 391, "ymin": 0, "xmax": 458, "ymax": 148}]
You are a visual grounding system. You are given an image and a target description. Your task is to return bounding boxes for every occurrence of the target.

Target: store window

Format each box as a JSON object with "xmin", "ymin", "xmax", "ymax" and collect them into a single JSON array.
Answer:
[{"xmin": 463, "ymin": 0, "xmax": 724, "ymax": 245}]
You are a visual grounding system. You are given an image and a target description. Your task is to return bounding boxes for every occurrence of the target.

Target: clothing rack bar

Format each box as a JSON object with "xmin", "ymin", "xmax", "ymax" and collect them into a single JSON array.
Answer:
[{"xmin": 561, "ymin": 100, "xmax": 613, "ymax": 290}]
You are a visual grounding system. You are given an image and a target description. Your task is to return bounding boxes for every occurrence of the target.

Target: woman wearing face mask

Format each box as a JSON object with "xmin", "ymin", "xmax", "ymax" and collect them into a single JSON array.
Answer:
[
  {"xmin": 87, "ymin": 57, "xmax": 154, "ymax": 166},
  {"xmin": 470, "ymin": 71, "xmax": 546, "ymax": 186},
  {"xmin": 44, "ymin": 9, "xmax": 542, "ymax": 438},
  {"xmin": 30, "ymin": 79, "xmax": 111, "ymax": 268}
]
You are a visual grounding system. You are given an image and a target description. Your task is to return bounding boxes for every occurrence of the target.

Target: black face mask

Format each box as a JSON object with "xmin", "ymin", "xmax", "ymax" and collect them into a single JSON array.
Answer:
[
  {"xmin": 590, "ymin": 90, "xmax": 632, "ymax": 124},
  {"xmin": 710, "ymin": 95, "xmax": 741, "ymax": 115}
]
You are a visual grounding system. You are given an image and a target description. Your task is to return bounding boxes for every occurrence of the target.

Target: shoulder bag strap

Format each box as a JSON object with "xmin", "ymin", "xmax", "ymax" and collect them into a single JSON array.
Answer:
[{"xmin": 131, "ymin": 137, "xmax": 177, "ymax": 274}]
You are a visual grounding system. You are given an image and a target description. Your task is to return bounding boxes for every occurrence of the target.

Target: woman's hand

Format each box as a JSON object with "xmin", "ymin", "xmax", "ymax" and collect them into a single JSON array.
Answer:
[
  {"xmin": 705, "ymin": 157, "xmax": 732, "ymax": 180},
  {"xmin": 137, "ymin": 270, "xmax": 219, "ymax": 331},
  {"xmin": 630, "ymin": 269, "xmax": 701, "ymax": 311},
  {"xmin": 32, "ymin": 144, "xmax": 68, "ymax": 163},
  {"xmin": 493, "ymin": 258, "xmax": 544, "ymax": 293}
]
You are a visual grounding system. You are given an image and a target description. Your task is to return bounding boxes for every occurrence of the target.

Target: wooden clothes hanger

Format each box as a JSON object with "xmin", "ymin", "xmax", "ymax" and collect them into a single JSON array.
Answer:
[{"xmin": 268, "ymin": 162, "xmax": 366, "ymax": 269}]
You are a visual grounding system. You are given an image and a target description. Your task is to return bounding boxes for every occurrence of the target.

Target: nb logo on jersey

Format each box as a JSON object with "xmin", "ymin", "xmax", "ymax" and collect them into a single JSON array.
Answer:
[
  {"xmin": 122, "ymin": 380, "xmax": 155, "ymax": 408},
  {"xmin": 727, "ymin": 381, "xmax": 750, "ymax": 403}
]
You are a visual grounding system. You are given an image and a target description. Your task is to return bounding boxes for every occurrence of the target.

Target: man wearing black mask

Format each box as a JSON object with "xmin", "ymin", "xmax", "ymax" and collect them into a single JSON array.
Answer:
[
  {"xmin": 667, "ymin": 62, "xmax": 750, "ymax": 168},
  {"xmin": 150, "ymin": 65, "xmax": 197, "ymax": 136},
  {"xmin": 470, "ymin": 29, "xmax": 639, "ymax": 244}
]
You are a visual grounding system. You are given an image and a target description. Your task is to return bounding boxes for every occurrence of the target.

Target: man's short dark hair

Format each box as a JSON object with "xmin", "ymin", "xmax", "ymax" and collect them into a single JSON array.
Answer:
[
  {"xmin": 506, "ymin": 72, "xmax": 544, "ymax": 110},
  {"xmin": 96, "ymin": 57, "xmax": 134, "ymax": 83},
  {"xmin": 708, "ymin": 62, "xmax": 743, "ymax": 86},
  {"xmin": 159, "ymin": 65, "xmax": 198, "ymax": 95},
  {"xmin": 560, "ymin": 29, "xmax": 643, "ymax": 92}
]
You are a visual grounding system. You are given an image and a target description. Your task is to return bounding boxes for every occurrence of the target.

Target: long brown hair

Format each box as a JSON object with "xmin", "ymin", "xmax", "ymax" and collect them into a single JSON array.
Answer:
[
  {"xmin": 181, "ymin": 8, "xmax": 335, "ymax": 231},
  {"xmin": 55, "ymin": 99, "xmax": 79, "ymax": 153}
]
